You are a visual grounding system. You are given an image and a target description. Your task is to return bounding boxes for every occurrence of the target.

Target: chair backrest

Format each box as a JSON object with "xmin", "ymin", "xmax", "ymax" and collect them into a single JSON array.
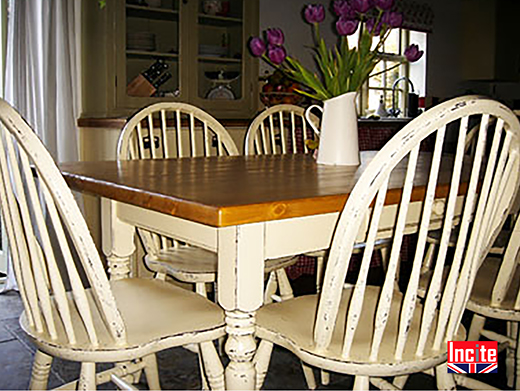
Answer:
[
  {"xmin": 315, "ymin": 96, "xmax": 520, "ymax": 362},
  {"xmin": 486, "ymin": 214, "xmax": 520, "ymax": 309},
  {"xmin": 0, "ymin": 99, "xmax": 125, "ymax": 346},
  {"xmin": 117, "ymin": 102, "xmax": 239, "ymax": 256},
  {"xmin": 117, "ymin": 102, "xmax": 239, "ymax": 160},
  {"xmin": 245, "ymin": 104, "xmax": 319, "ymax": 155}
]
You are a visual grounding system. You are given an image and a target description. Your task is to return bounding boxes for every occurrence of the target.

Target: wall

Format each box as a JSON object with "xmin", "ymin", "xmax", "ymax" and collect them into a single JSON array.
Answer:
[{"xmin": 259, "ymin": 0, "xmax": 337, "ymax": 77}]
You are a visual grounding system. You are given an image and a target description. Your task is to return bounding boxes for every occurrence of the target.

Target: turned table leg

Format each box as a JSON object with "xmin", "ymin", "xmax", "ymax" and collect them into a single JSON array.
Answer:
[{"xmin": 218, "ymin": 224, "xmax": 265, "ymax": 390}]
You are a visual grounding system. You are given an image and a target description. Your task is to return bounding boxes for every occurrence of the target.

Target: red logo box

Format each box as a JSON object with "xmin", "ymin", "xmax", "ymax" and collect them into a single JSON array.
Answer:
[{"xmin": 448, "ymin": 341, "xmax": 498, "ymax": 374}]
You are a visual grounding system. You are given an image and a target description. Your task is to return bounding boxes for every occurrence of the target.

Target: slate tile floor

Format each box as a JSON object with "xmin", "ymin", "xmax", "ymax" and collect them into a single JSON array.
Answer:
[{"xmin": 0, "ymin": 277, "xmax": 511, "ymax": 390}]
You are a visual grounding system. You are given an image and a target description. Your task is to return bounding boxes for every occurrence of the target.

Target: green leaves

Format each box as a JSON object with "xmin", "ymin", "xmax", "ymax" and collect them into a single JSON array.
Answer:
[{"xmin": 265, "ymin": 16, "xmax": 392, "ymax": 101}]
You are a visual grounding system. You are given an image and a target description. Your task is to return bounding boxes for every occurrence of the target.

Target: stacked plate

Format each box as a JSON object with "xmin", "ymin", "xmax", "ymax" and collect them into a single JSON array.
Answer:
[{"xmin": 127, "ymin": 32, "xmax": 156, "ymax": 51}]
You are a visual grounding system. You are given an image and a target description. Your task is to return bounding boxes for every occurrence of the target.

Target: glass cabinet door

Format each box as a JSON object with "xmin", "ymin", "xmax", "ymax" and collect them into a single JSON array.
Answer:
[
  {"xmin": 196, "ymin": 0, "xmax": 244, "ymax": 103},
  {"xmin": 122, "ymin": 0, "xmax": 183, "ymax": 102}
]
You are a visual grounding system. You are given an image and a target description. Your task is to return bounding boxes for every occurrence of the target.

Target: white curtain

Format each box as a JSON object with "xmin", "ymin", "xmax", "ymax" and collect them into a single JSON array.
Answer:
[{"xmin": 2, "ymin": 0, "xmax": 81, "ymax": 292}]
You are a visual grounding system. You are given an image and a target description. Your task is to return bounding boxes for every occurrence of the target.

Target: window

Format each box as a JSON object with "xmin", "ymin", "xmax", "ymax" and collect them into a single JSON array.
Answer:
[{"xmin": 357, "ymin": 29, "xmax": 427, "ymax": 117}]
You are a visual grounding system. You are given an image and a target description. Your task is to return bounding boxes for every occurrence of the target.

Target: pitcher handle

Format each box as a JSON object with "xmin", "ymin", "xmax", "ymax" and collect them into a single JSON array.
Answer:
[{"xmin": 305, "ymin": 104, "xmax": 323, "ymax": 135}]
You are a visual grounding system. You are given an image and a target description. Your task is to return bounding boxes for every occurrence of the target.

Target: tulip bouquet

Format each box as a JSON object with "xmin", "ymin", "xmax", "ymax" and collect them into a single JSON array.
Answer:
[{"xmin": 249, "ymin": 0, "xmax": 423, "ymax": 101}]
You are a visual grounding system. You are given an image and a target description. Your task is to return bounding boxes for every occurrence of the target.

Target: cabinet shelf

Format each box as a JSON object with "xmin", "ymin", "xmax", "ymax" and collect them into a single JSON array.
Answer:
[
  {"xmin": 198, "ymin": 56, "xmax": 241, "ymax": 64},
  {"xmin": 127, "ymin": 50, "xmax": 179, "ymax": 60},
  {"xmin": 126, "ymin": 4, "xmax": 179, "ymax": 21},
  {"xmin": 198, "ymin": 14, "xmax": 243, "ymax": 27}
]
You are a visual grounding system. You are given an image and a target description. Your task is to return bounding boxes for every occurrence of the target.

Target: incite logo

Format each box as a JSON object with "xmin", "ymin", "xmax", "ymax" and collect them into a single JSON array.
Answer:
[{"xmin": 447, "ymin": 341, "xmax": 498, "ymax": 374}]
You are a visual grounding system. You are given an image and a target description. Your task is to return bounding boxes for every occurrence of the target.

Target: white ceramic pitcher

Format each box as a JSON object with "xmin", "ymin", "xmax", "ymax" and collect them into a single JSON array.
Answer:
[{"xmin": 305, "ymin": 91, "xmax": 360, "ymax": 166}]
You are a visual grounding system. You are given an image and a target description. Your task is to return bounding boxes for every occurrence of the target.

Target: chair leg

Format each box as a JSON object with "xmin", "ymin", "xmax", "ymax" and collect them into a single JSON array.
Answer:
[
  {"xmin": 467, "ymin": 313, "xmax": 486, "ymax": 341},
  {"xmin": 516, "ymin": 322, "xmax": 520, "ymax": 391},
  {"xmin": 506, "ymin": 321, "xmax": 518, "ymax": 388},
  {"xmin": 196, "ymin": 282, "xmax": 208, "ymax": 297},
  {"xmin": 421, "ymin": 242, "xmax": 436, "ymax": 274},
  {"xmin": 275, "ymin": 269, "xmax": 294, "ymax": 301},
  {"xmin": 320, "ymin": 369, "xmax": 330, "ymax": 386},
  {"xmin": 300, "ymin": 362, "xmax": 317, "ymax": 390},
  {"xmin": 353, "ymin": 375, "xmax": 369, "ymax": 390},
  {"xmin": 264, "ymin": 272, "xmax": 277, "ymax": 304},
  {"xmin": 143, "ymin": 354, "xmax": 161, "ymax": 390},
  {"xmin": 78, "ymin": 362, "xmax": 96, "ymax": 390},
  {"xmin": 29, "ymin": 350, "xmax": 53, "ymax": 390},
  {"xmin": 253, "ymin": 340, "xmax": 274, "ymax": 390},
  {"xmin": 393, "ymin": 375, "xmax": 409, "ymax": 389},
  {"xmin": 315, "ymin": 255, "xmax": 324, "ymax": 294},
  {"xmin": 200, "ymin": 341, "xmax": 225, "ymax": 391},
  {"xmin": 436, "ymin": 363, "xmax": 456, "ymax": 390}
]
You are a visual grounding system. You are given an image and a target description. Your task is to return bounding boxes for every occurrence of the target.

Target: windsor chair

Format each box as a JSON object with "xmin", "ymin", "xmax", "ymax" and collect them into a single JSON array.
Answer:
[
  {"xmin": 118, "ymin": 102, "xmax": 297, "ymax": 301},
  {"xmin": 0, "ymin": 99, "xmax": 226, "ymax": 390},
  {"xmin": 252, "ymin": 96, "xmax": 520, "ymax": 390}
]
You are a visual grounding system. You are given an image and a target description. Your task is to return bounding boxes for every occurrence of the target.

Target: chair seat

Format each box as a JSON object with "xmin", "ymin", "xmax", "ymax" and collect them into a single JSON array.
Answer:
[
  {"xmin": 145, "ymin": 245, "xmax": 299, "ymax": 283},
  {"xmin": 21, "ymin": 278, "xmax": 226, "ymax": 362},
  {"xmin": 255, "ymin": 285, "xmax": 465, "ymax": 377},
  {"xmin": 466, "ymin": 257, "xmax": 520, "ymax": 321}
]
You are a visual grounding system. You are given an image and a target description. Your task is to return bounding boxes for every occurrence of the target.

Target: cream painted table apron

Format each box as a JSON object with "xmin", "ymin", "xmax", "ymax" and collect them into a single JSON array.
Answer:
[{"xmin": 60, "ymin": 152, "xmax": 457, "ymax": 390}]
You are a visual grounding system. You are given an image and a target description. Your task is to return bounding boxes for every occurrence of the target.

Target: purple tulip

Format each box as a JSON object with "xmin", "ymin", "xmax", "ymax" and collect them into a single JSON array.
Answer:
[
  {"xmin": 304, "ymin": 4, "xmax": 325, "ymax": 24},
  {"xmin": 404, "ymin": 44, "xmax": 424, "ymax": 62},
  {"xmin": 366, "ymin": 18, "xmax": 382, "ymax": 36},
  {"xmin": 374, "ymin": 0, "xmax": 394, "ymax": 11},
  {"xmin": 351, "ymin": 0, "xmax": 373, "ymax": 14},
  {"xmin": 268, "ymin": 45, "xmax": 287, "ymax": 65},
  {"xmin": 333, "ymin": 0, "xmax": 356, "ymax": 18},
  {"xmin": 266, "ymin": 28, "xmax": 285, "ymax": 46},
  {"xmin": 249, "ymin": 37, "xmax": 266, "ymax": 57},
  {"xmin": 382, "ymin": 11, "xmax": 403, "ymax": 28},
  {"xmin": 336, "ymin": 17, "xmax": 359, "ymax": 36}
]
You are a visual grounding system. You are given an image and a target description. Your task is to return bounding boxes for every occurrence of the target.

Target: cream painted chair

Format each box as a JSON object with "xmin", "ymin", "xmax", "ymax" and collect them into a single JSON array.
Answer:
[
  {"xmin": 0, "ymin": 99, "xmax": 226, "ymax": 390},
  {"xmin": 118, "ymin": 102, "xmax": 296, "ymax": 302},
  {"xmin": 442, "ymin": 214, "xmax": 520, "ymax": 390},
  {"xmin": 252, "ymin": 96, "xmax": 520, "ymax": 390}
]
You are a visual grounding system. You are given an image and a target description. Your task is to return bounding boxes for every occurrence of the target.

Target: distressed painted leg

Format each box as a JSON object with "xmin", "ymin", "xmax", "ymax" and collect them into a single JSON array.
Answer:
[
  {"xmin": 421, "ymin": 242, "xmax": 436, "ymax": 274},
  {"xmin": 275, "ymin": 269, "xmax": 294, "ymax": 301},
  {"xmin": 467, "ymin": 313, "xmax": 485, "ymax": 341},
  {"xmin": 29, "ymin": 350, "xmax": 53, "ymax": 390},
  {"xmin": 320, "ymin": 370, "xmax": 330, "ymax": 386},
  {"xmin": 200, "ymin": 341, "xmax": 225, "ymax": 391},
  {"xmin": 353, "ymin": 375, "xmax": 369, "ymax": 390},
  {"xmin": 78, "ymin": 362, "xmax": 96, "ymax": 390},
  {"xmin": 217, "ymin": 224, "xmax": 265, "ymax": 390},
  {"xmin": 301, "ymin": 362, "xmax": 317, "ymax": 390},
  {"xmin": 196, "ymin": 345, "xmax": 210, "ymax": 390},
  {"xmin": 102, "ymin": 199, "xmax": 136, "ymax": 280},
  {"xmin": 393, "ymin": 374, "xmax": 409, "ymax": 389},
  {"xmin": 264, "ymin": 272, "xmax": 277, "ymax": 304},
  {"xmin": 506, "ymin": 321, "xmax": 517, "ymax": 388},
  {"xmin": 143, "ymin": 354, "xmax": 161, "ymax": 390},
  {"xmin": 196, "ymin": 282, "xmax": 208, "ymax": 297},
  {"xmin": 253, "ymin": 340, "xmax": 273, "ymax": 390},
  {"xmin": 516, "ymin": 323, "xmax": 520, "ymax": 391},
  {"xmin": 224, "ymin": 311, "xmax": 257, "ymax": 390},
  {"xmin": 436, "ymin": 363, "xmax": 456, "ymax": 390},
  {"xmin": 315, "ymin": 255, "xmax": 324, "ymax": 294}
]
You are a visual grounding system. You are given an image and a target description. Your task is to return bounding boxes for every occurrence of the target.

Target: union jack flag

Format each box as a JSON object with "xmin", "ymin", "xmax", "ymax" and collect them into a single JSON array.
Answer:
[{"xmin": 447, "ymin": 363, "xmax": 498, "ymax": 374}]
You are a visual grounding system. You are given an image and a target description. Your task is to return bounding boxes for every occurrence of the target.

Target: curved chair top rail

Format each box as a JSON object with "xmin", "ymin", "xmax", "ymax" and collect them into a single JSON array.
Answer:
[
  {"xmin": 117, "ymin": 102, "xmax": 239, "ymax": 160},
  {"xmin": 0, "ymin": 99, "xmax": 125, "ymax": 347},
  {"xmin": 315, "ymin": 95, "xmax": 520, "ymax": 362},
  {"xmin": 245, "ymin": 104, "xmax": 320, "ymax": 155}
]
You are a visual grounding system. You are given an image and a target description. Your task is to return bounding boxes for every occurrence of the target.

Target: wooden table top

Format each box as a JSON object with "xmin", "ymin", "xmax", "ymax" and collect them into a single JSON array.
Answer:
[{"xmin": 60, "ymin": 152, "xmax": 453, "ymax": 227}]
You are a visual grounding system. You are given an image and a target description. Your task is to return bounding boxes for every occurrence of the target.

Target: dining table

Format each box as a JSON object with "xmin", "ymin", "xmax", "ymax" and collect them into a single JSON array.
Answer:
[{"xmin": 60, "ymin": 151, "xmax": 457, "ymax": 390}]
